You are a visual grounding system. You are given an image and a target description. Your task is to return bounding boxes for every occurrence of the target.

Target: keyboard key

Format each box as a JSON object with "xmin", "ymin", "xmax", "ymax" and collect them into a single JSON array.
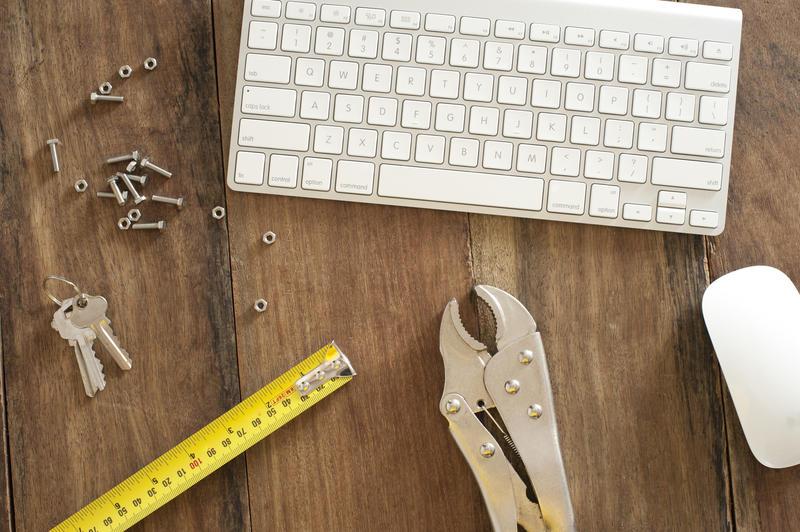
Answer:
[
  {"xmin": 299, "ymin": 91, "xmax": 330, "ymax": 120},
  {"xmin": 589, "ymin": 184, "xmax": 620, "ymax": 218},
  {"xmin": 598, "ymin": 86, "xmax": 628, "ymax": 115},
  {"xmin": 464, "ymin": 73, "xmax": 494, "ymax": 102},
  {"xmin": 425, "ymin": 13, "xmax": 456, "ymax": 33},
  {"xmin": 495, "ymin": 20, "xmax": 526, "ymax": 39},
  {"xmin": 617, "ymin": 153, "xmax": 647, "ymax": 183},
  {"xmin": 652, "ymin": 58, "xmax": 681, "ymax": 88},
  {"xmin": 415, "ymin": 134, "xmax": 446, "ymax": 164},
  {"xmin": 314, "ymin": 125, "xmax": 344, "ymax": 154},
  {"xmin": 564, "ymin": 27, "xmax": 594, "ymax": 46},
  {"xmin": 656, "ymin": 207, "xmax": 685, "ymax": 225},
  {"xmin": 362, "ymin": 63, "xmax": 393, "ymax": 92},
  {"xmin": 669, "ymin": 37, "xmax": 699, "ymax": 57},
  {"xmin": 460, "ymin": 17, "xmax": 490, "ymax": 37},
  {"xmin": 551, "ymin": 147, "xmax": 581, "ymax": 176},
  {"xmin": 703, "ymin": 41, "xmax": 733, "ymax": 61},
  {"xmin": 632, "ymin": 89, "xmax": 661, "ymax": 119},
  {"xmin": 584, "ymin": 150, "xmax": 614, "ymax": 180},
  {"xmin": 502, "ymin": 109, "xmax": 533, "ymax": 139},
  {"xmin": 618, "ymin": 55, "xmax": 648, "ymax": 84},
  {"xmin": 401, "ymin": 100, "xmax": 432, "ymax": 129},
  {"xmin": 530, "ymin": 23, "xmax": 560, "ymax": 43},
  {"xmin": 517, "ymin": 45, "xmax": 548, "ymax": 74},
  {"xmin": 242, "ymin": 86, "xmax": 297, "ymax": 117},
  {"xmin": 517, "ymin": 144, "xmax": 547, "ymax": 173},
  {"xmin": 281, "ymin": 24, "xmax": 312, "ymax": 52},
  {"xmin": 449, "ymin": 138, "xmax": 480, "ymax": 167},
  {"xmin": 355, "ymin": 7, "xmax": 386, "ymax": 26},
  {"xmin": 551, "ymin": 48, "xmax": 581, "ymax": 77},
  {"xmin": 699, "ymin": 96, "xmax": 729, "ymax": 125},
  {"xmin": 565, "ymin": 83, "xmax": 594, "ymax": 112},
  {"xmin": 690, "ymin": 210, "xmax": 720, "ymax": 228},
  {"xmin": 367, "ymin": 97, "xmax": 398, "ymax": 126},
  {"xmin": 315, "ymin": 27, "xmax": 346, "ymax": 55},
  {"xmin": 396, "ymin": 67, "xmax": 427, "ymax": 96},
  {"xmin": 252, "ymin": 0, "xmax": 281, "ymax": 17},
  {"xmin": 665, "ymin": 92, "xmax": 696, "ymax": 122},
  {"xmin": 468, "ymin": 106, "xmax": 500, "ymax": 135},
  {"xmin": 435, "ymin": 103, "xmax": 466, "ymax": 132},
  {"xmin": 671, "ymin": 126, "xmax": 725, "ymax": 158},
  {"xmin": 268, "ymin": 154, "xmax": 299, "ymax": 188},
  {"xmin": 536, "ymin": 112, "xmax": 567, "ymax": 142},
  {"xmin": 604, "ymin": 119, "xmax": 634, "ymax": 149},
  {"xmin": 599, "ymin": 30, "xmax": 629, "ymax": 50},
  {"xmin": 234, "ymin": 151, "xmax": 265, "ymax": 185},
  {"xmin": 302, "ymin": 157, "xmax": 333, "ymax": 191},
  {"xmin": 382, "ymin": 32, "xmax": 413, "ymax": 62},
  {"xmin": 623, "ymin": 203, "xmax": 653, "ymax": 222},
  {"xmin": 328, "ymin": 60, "xmax": 359, "ymax": 90},
  {"xmin": 547, "ymin": 180, "xmax": 586, "ymax": 215},
  {"xmin": 685, "ymin": 62, "xmax": 731, "ymax": 93},
  {"xmin": 498, "ymin": 76, "xmax": 528, "ymax": 105},
  {"xmin": 320, "ymin": 4, "xmax": 351, "ymax": 23},
  {"xmin": 239, "ymin": 119, "xmax": 310, "ymax": 151},
  {"xmin": 333, "ymin": 94, "xmax": 364, "ymax": 123},
  {"xmin": 381, "ymin": 131, "xmax": 412, "ymax": 160},
  {"xmin": 585, "ymin": 52, "xmax": 614, "ymax": 81},
  {"xmin": 633, "ymin": 33, "xmax": 664, "ymax": 53},
  {"xmin": 450, "ymin": 39, "xmax": 481, "ymax": 68},
  {"xmin": 378, "ymin": 165, "xmax": 544, "ymax": 211},
  {"xmin": 483, "ymin": 141, "xmax": 514, "ymax": 170},
  {"xmin": 390, "ymin": 10, "xmax": 420, "ymax": 30},
  {"xmin": 336, "ymin": 160, "xmax": 374, "ymax": 194},
  {"xmin": 430, "ymin": 69, "xmax": 461, "ymax": 99},
  {"xmin": 484, "ymin": 41, "xmax": 514, "ymax": 71},
  {"xmin": 347, "ymin": 128, "xmax": 378, "ymax": 157},
  {"xmin": 637, "ymin": 123, "xmax": 667, "ymax": 152},
  {"xmin": 248, "ymin": 21, "xmax": 278, "ymax": 50},
  {"xmin": 658, "ymin": 190, "xmax": 687, "ymax": 209},
  {"xmin": 651, "ymin": 157, "xmax": 723, "ymax": 190},
  {"xmin": 349, "ymin": 30, "xmax": 379, "ymax": 58},
  {"xmin": 295, "ymin": 57, "xmax": 325, "ymax": 86},
  {"xmin": 570, "ymin": 116, "xmax": 600, "ymax": 145},
  {"xmin": 244, "ymin": 54, "xmax": 291, "ymax": 83},
  {"xmin": 417, "ymin": 36, "xmax": 447, "ymax": 64},
  {"xmin": 285, "ymin": 2, "xmax": 316, "ymax": 20}
]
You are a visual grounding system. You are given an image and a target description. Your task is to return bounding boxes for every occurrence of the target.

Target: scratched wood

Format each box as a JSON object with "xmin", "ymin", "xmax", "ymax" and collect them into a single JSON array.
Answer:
[
  {"xmin": 692, "ymin": 0, "xmax": 800, "ymax": 529},
  {"xmin": 0, "ymin": 1, "xmax": 249, "ymax": 530},
  {"xmin": 213, "ymin": 0, "xmax": 491, "ymax": 529}
]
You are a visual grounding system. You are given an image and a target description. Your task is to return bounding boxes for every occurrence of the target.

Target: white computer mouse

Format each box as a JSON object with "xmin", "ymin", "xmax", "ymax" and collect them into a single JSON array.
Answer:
[{"xmin": 702, "ymin": 265, "xmax": 800, "ymax": 468}]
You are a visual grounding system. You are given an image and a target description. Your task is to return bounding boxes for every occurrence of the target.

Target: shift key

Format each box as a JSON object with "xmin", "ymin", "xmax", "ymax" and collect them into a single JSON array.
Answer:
[{"xmin": 238, "ymin": 118, "xmax": 310, "ymax": 151}]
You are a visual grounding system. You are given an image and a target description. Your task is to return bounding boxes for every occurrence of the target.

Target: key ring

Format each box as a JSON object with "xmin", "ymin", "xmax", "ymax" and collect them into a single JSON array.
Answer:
[{"xmin": 42, "ymin": 276, "xmax": 82, "ymax": 307}]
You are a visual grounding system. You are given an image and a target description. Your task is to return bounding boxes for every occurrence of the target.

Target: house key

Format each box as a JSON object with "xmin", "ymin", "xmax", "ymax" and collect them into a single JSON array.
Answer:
[
  {"xmin": 70, "ymin": 294, "xmax": 132, "ymax": 370},
  {"xmin": 51, "ymin": 299, "xmax": 106, "ymax": 397}
]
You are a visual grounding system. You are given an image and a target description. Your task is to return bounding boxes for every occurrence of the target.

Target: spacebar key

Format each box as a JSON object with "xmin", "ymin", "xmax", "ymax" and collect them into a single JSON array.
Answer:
[
  {"xmin": 238, "ymin": 118, "xmax": 310, "ymax": 151},
  {"xmin": 378, "ymin": 164, "xmax": 544, "ymax": 210}
]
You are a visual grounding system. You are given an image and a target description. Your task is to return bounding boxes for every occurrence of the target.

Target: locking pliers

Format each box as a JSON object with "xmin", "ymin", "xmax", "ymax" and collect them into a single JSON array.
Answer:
[{"xmin": 439, "ymin": 285, "xmax": 576, "ymax": 532}]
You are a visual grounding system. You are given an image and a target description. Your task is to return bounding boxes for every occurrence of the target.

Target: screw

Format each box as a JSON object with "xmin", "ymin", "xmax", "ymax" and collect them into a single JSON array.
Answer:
[
  {"xmin": 46, "ymin": 138, "xmax": 60, "ymax": 172},
  {"xmin": 519, "ymin": 349, "xmax": 534, "ymax": 364},
  {"xmin": 132, "ymin": 221, "xmax": 166, "ymax": 230},
  {"xmin": 125, "ymin": 173, "xmax": 147, "ymax": 186},
  {"xmin": 528, "ymin": 404, "xmax": 543, "ymax": 419},
  {"xmin": 262, "ymin": 231, "xmax": 276, "ymax": 245},
  {"xmin": 106, "ymin": 150, "xmax": 140, "ymax": 164},
  {"xmin": 116, "ymin": 172, "xmax": 146, "ymax": 204},
  {"xmin": 97, "ymin": 190, "xmax": 129, "ymax": 201},
  {"xmin": 139, "ymin": 157, "xmax": 172, "ymax": 178},
  {"xmin": 117, "ymin": 217, "xmax": 131, "ymax": 231},
  {"xmin": 480, "ymin": 443, "xmax": 496, "ymax": 458},
  {"xmin": 125, "ymin": 160, "xmax": 138, "ymax": 173},
  {"xmin": 445, "ymin": 398, "xmax": 461, "ymax": 414},
  {"xmin": 253, "ymin": 299, "xmax": 268, "ymax": 312},
  {"xmin": 504, "ymin": 380, "xmax": 520, "ymax": 394},
  {"xmin": 212, "ymin": 206, "xmax": 226, "ymax": 219},
  {"xmin": 144, "ymin": 57, "xmax": 158, "ymax": 71},
  {"xmin": 106, "ymin": 176, "xmax": 126, "ymax": 205},
  {"xmin": 90, "ymin": 92, "xmax": 124, "ymax": 104},
  {"xmin": 151, "ymin": 194, "xmax": 184, "ymax": 210},
  {"xmin": 74, "ymin": 179, "xmax": 88, "ymax": 193}
]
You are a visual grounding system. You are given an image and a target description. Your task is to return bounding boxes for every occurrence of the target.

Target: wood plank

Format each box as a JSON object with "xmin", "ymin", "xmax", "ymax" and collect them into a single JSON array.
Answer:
[
  {"xmin": 690, "ymin": 0, "xmax": 800, "ymax": 529},
  {"xmin": 470, "ymin": 217, "xmax": 731, "ymax": 530},
  {"xmin": 0, "ymin": 1, "xmax": 248, "ymax": 530},
  {"xmin": 212, "ymin": 1, "xmax": 491, "ymax": 529},
  {"xmin": 0, "ymin": 316, "xmax": 13, "ymax": 531}
]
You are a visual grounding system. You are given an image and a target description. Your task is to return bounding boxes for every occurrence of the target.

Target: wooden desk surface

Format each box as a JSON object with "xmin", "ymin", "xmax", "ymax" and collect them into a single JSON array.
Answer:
[{"xmin": 1, "ymin": 0, "xmax": 798, "ymax": 530}]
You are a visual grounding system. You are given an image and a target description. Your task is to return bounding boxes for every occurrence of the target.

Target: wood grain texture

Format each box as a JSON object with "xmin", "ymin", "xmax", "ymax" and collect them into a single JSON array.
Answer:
[
  {"xmin": 0, "ymin": 1, "xmax": 248, "ymax": 530},
  {"xmin": 691, "ymin": 0, "xmax": 800, "ymax": 529},
  {"xmin": 0, "ymin": 318, "xmax": 12, "ymax": 532},
  {"xmin": 213, "ymin": 1, "xmax": 491, "ymax": 529}
]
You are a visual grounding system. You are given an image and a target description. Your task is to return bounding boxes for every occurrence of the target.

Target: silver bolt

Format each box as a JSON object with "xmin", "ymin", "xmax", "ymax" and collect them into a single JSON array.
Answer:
[
  {"xmin": 445, "ymin": 398, "xmax": 461, "ymax": 414},
  {"xmin": 90, "ymin": 92, "xmax": 124, "ymax": 104},
  {"xmin": 139, "ymin": 157, "xmax": 172, "ymax": 178},
  {"xmin": 212, "ymin": 206, "xmax": 226, "ymax": 219},
  {"xmin": 46, "ymin": 139, "xmax": 60, "ymax": 172},
  {"xmin": 479, "ymin": 443, "xmax": 496, "ymax": 458},
  {"xmin": 262, "ymin": 231, "xmax": 276, "ymax": 245},
  {"xmin": 152, "ymin": 194, "xmax": 184, "ymax": 210},
  {"xmin": 74, "ymin": 179, "xmax": 88, "ymax": 193},
  {"xmin": 117, "ymin": 172, "xmax": 146, "ymax": 204},
  {"xmin": 132, "ymin": 221, "xmax": 166, "ymax": 230},
  {"xmin": 504, "ymin": 380, "xmax": 520, "ymax": 394},
  {"xmin": 125, "ymin": 160, "xmax": 138, "ymax": 173},
  {"xmin": 97, "ymin": 190, "xmax": 128, "ymax": 201},
  {"xmin": 106, "ymin": 176, "xmax": 126, "ymax": 205},
  {"xmin": 253, "ymin": 299, "xmax": 268, "ymax": 312},
  {"xmin": 125, "ymin": 173, "xmax": 147, "ymax": 186},
  {"xmin": 106, "ymin": 150, "xmax": 140, "ymax": 164},
  {"xmin": 117, "ymin": 217, "xmax": 131, "ymax": 231},
  {"xmin": 528, "ymin": 404, "xmax": 543, "ymax": 419},
  {"xmin": 519, "ymin": 349, "xmax": 534, "ymax": 364}
]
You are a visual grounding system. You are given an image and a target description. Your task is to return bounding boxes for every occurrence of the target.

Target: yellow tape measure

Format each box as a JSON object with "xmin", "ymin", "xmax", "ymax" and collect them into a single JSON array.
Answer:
[{"xmin": 52, "ymin": 342, "xmax": 355, "ymax": 532}]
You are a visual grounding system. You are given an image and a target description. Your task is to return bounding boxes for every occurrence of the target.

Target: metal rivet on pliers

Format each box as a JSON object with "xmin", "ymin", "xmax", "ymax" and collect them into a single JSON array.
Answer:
[
  {"xmin": 519, "ymin": 349, "xmax": 534, "ymax": 364},
  {"xmin": 479, "ymin": 443, "xmax": 495, "ymax": 458},
  {"xmin": 504, "ymin": 380, "xmax": 520, "ymax": 394},
  {"xmin": 528, "ymin": 404, "xmax": 543, "ymax": 419},
  {"xmin": 445, "ymin": 398, "xmax": 461, "ymax": 414}
]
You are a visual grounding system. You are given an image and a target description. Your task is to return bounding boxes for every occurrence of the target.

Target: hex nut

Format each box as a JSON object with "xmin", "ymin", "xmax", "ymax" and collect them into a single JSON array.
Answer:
[
  {"xmin": 99, "ymin": 82, "xmax": 112, "ymax": 95},
  {"xmin": 212, "ymin": 206, "xmax": 226, "ymax": 220},
  {"xmin": 262, "ymin": 231, "xmax": 277, "ymax": 245},
  {"xmin": 118, "ymin": 217, "xmax": 131, "ymax": 230},
  {"xmin": 144, "ymin": 57, "xmax": 158, "ymax": 71},
  {"xmin": 119, "ymin": 65, "xmax": 133, "ymax": 78},
  {"xmin": 254, "ymin": 299, "xmax": 268, "ymax": 312},
  {"xmin": 74, "ymin": 179, "xmax": 88, "ymax": 193},
  {"xmin": 127, "ymin": 208, "xmax": 142, "ymax": 222}
]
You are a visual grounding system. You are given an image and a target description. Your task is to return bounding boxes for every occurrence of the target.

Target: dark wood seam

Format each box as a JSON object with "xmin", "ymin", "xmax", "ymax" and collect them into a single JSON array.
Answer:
[{"xmin": 0, "ymin": 315, "xmax": 14, "ymax": 531}]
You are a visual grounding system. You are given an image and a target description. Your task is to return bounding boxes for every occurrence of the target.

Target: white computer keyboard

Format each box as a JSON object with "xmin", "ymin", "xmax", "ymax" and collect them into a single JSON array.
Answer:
[{"xmin": 226, "ymin": 0, "xmax": 741, "ymax": 235}]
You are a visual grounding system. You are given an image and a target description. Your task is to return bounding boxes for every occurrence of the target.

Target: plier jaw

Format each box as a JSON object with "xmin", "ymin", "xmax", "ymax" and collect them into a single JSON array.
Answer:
[{"xmin": 439, "ymin": 286, "xmax": 576, "ymax": 532}]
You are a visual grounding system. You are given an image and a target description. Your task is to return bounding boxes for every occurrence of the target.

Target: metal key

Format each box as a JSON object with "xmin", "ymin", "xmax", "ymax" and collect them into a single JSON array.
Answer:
[
  {"xmin": 69, "ymin": 294, "xmax": 132, "ymax": 370},
  {"xmin": 51, "ymin": 300, "xmax": 106, "ymax": 397}
]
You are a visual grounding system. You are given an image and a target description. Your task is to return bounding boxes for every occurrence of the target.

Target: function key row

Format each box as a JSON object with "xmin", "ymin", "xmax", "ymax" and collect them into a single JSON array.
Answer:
[{"xmin": 251, "ymin": 1, "xmax": 732, "ymax": 60}]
